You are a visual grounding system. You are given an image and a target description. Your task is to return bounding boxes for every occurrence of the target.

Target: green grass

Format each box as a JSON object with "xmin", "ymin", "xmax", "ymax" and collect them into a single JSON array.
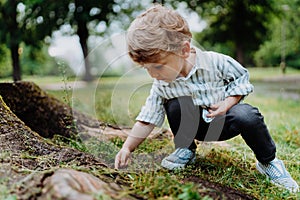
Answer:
[
  {"xmin": 248, "ymin": 66, "xmax": 300, "ymax": 81},
  {"xmin": 1, "ymin": 67, "xmax": 299, "ymax": 199}
]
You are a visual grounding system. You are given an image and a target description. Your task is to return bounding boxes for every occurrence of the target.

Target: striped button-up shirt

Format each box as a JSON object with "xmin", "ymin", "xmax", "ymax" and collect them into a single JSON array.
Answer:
[{"xmin": 136, "ymin": 47, "xmax": 254, "ymax": 127}]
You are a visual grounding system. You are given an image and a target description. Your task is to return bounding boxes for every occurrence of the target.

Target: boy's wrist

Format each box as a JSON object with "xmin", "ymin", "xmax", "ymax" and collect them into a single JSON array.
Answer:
[
  {"xmin": 120, "ymin": 147, "xmax": 133, "ymax": 153},
  {"xmin": 120, "ymin": 147, "xmax": 132, "ymax": 153},
  {"xmin": 224, "ymin": 95, "xmax": 242, "ymax": 111}
]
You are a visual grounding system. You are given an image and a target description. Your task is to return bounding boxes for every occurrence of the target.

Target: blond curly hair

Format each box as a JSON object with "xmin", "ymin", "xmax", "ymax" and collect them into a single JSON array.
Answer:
[{"xmin": 127, "ymin": 4, "xmax": 192, "ymax": 64}]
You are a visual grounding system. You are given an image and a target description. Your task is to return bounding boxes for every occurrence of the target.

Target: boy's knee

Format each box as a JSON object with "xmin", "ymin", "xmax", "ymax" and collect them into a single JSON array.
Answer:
[
  {"xmin": 164, "ymin": 98, "xmax": 180, "ymax": 115},
  {"xmin": 229, "ymin": 104, "xmax": 263, "ymax": 127}
]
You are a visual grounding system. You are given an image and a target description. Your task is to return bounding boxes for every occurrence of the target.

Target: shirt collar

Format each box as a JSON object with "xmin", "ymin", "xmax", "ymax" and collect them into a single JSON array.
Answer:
[
  {"xmin": 175, "ymin": 47, "xmax": 210, "ymax": 81},
  {"xmin": 195, "ymin": 47, "xmax": 211, "ymax": 71}
]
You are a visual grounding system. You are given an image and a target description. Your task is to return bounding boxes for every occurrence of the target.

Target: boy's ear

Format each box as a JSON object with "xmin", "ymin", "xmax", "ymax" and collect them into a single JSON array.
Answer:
[{"xmin": 181, "ymin": 41, "xmax": 191, "ymax": 58}]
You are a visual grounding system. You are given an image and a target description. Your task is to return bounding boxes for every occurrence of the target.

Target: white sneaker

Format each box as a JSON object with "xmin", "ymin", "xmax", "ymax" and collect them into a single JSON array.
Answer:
[
  {"xmin": 161, "ymin": 148, "xmax": 195, "ymax": 170},
  {"xmin": 256, "ymin": 158, "xmax": 299, "ymax": 193}
]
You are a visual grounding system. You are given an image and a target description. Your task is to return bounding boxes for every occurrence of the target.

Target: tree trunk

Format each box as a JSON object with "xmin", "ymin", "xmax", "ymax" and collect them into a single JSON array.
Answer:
[
  {"xmin": 235, "ymin": 43, "xmax": 245, "ymax": 66},
  {"xmin": 153, "ymin": 0, "xmax": 165, "ymax": 3},
  {"xmin": 7, "ymin": 0, "xmax": 21, "ymax": 81},
  {"xmin": 75, "ymin": 0, "xmax": 93, "ymax": 82},
  {"xmin": 78, "ymin": 24, "xmax": 93, "ymax": 82},
  {"xmin": 10, "ymin": 42, "xmax": 21, "ymax": 81}
]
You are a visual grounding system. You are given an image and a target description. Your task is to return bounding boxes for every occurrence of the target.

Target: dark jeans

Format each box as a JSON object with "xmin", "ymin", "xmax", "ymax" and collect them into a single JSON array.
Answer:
[{"xmin": 164, "ymin": 96, "xmax": 276, "ymax": 164}]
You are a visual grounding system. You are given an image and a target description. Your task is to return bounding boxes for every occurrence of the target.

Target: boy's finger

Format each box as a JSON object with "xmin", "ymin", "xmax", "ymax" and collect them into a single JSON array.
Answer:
[
  {"xmin": 114, "ymin": 154, "xmax": 120, "ymax": 169},
  {"xmin": 120, "ymin": 153, "xmax": 128, "ymax": 167},
  {"xmin": 206, "ymin": 113, "xmax": 214, "ymax": 118}
]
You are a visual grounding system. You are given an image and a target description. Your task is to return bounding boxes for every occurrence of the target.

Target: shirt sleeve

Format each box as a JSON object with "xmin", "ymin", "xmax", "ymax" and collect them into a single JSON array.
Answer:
[
  {"xmin": 136, "ymin": 86, "xmax": 165, "ymax": 127},
  {"xmin": 221, "ymin": 55, "xmax": 254, "ymax": 98}
]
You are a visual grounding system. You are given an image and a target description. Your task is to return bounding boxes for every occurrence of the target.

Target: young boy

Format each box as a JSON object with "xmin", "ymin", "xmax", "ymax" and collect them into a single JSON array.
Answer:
[{"xmin": 114, "ymin": 4, "xmax": 299, "ymax": 193}]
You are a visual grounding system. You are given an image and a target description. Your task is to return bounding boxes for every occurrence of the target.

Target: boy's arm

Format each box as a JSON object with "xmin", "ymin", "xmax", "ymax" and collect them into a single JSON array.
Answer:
[
  {"xmin": 114, "ymin": 121, "xmax": 155, "ymax": 169},
  {"xmin": 207, "ymin": 95, "xmax": 242, "ymax": 118},
  {"xmin": 221, "ymin": 55, "xmax": 254, "ymax": 98}
]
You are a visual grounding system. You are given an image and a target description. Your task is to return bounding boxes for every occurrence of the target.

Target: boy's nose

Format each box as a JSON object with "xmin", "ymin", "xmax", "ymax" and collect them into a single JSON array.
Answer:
[
  {"xmin": 147, "ymin": 69, "xmax": 159, "ymax": 78},
  {"xmin": 150, "ymin": 72, "xmax": 159, "ymax": 78}
]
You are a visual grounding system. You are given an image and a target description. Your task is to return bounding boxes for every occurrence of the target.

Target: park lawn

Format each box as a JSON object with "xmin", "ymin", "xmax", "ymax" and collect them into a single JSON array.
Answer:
[
  {"xmin": 44, "ymin": 68, "xmax": 299, "ymax": 199},
  {"xmin": 1, "ymin": 67, "xmax": 299, "ymax": 199},
  {"xmin": 248, "ymin": 66, "xmax": 300, "ymax": 81}
]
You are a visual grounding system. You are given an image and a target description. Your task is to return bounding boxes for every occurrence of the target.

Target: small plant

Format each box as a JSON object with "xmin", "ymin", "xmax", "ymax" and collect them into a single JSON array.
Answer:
[
  {"xmin": 52, "ymin": 134, "xmax": 88, "ymax": 152},
  {"xmin": 57, "ymin": 60, "xmax": 72, "ymax": 106},
  {"xmin": 0, "ymin": 180, "xmax": 17, "ymax": 200},
  {"xmin": 177, "ymin": 183, "xmax": 201, "ymax": 200}
]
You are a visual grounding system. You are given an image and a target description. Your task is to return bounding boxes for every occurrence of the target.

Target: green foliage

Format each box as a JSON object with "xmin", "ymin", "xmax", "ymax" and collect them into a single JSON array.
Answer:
[
  {"xmin": 20, "ymin": 44, "xmax": 64, "ymax": 76},
  {"xmin": 20, "ymin": 0, "xmax": 70, "ymax": 45},
  {"xmin": 184, "ymin": 0, "xmax": 275, "ymax": 65},
  {"xmin": 177, "ymin": 184, "xmax": 202, "ymax": 200},
  {"xmin": 0, "ymin": 0, "xmax": 71, "ymax": 80},
  {"xmin": 52, "ymin": 134, "xmax": 88, "ymax": 152},
  {"xmin": 0, "ymin": 45, "xmax": 12, "ymax": 78},
  {"xmin": 254, "ymin": 0, "xmax": 300, "ymax": 68}
]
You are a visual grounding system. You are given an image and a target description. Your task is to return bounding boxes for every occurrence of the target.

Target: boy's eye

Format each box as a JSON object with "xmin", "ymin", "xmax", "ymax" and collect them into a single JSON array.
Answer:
[{"xmin": 154, "ymin": 65, "xmax": 163, "ymax": 69}]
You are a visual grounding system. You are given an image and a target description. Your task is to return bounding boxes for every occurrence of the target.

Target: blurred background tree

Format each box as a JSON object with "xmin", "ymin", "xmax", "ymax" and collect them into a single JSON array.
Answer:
[
  {"xmin": 67, "ymin": 0, "xmax": 116, "ymax": 81},
  {"xmin": 179, "ymin": 0, "xmax": 275, "ymax": 67},
  {"xmin": 0, "ymin": 0, "xmax": 70, "ymax": 81},
  {"xmin": 67, "ymin": 0, "xmax": 149, "ymax": 81},
  {"xmin": 254, "ymin": 0, "xmax": 300, "ymax": 70},
  {"xmin": 0, "ymin": 45, "xmax": 12, "ymax": 78},
  {"xmin": 0, "ymin": 0, "xmax": 147, "ymax": 81},
  {"xmin": 0, "ymin": 0, "xmax": 299, "ymax": 81},
  {"xmin": 0, "ymin": 0, "xmax": 23, "ymax": 81}
]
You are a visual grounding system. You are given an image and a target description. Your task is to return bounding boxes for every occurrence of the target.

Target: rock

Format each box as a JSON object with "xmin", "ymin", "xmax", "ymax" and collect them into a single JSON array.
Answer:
[{"xmin": 40, "ymin": 169, "xmax": 129, "ymax": 200}]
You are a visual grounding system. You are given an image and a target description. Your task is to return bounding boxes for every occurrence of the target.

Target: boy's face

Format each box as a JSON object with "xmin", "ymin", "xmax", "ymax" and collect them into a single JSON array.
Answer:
[{"xmin": 143, "ymin": 53, "xmax": 185, "ymax": 83}]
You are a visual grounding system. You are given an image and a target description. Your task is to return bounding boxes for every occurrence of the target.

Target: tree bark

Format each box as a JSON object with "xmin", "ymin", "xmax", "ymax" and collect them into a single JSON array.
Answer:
[
  {"xmin": 7, "ymin": 0, "xmax": 22, "ymax": 81},
  {"xmin": 78, "ymin": 23, "xmax": 93, "ymax": 82},
  {"xmin": 235, "ymin": 43, "xmax": 245, "ymax": 66},
  {"xmin": 153, "ymin": 0, "xmax": 165, "ymax": 4},
  {"xmin": 11, "ymin": 42, "xmax": 21, "ymax": 81},
  {"xmin": 75, "ymin": 0, "xmax": 94, "ymax": 82}
]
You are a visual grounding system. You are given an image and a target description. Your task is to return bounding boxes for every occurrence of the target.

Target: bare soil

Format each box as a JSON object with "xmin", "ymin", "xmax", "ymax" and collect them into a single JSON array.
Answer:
[{"xmin": 183, "ymin": 177, "xmax": 255, "ymax": 200}]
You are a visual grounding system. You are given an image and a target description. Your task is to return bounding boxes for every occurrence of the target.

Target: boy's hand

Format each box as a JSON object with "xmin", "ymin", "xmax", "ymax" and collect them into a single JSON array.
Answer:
[
  {"xmin": 207, "ymin": 95, "xmax": 242, "ymax": 118},
  {"xmin": 207, "ymin": 101, "xmax": 227, "ymax": 118},
  {"xmin": 114, "ymin": 148, "xmax": 131, "ymax": 169},
  {"xmin": 114, "ymin": 121, "xmax": 155, "ymax": 169}
]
